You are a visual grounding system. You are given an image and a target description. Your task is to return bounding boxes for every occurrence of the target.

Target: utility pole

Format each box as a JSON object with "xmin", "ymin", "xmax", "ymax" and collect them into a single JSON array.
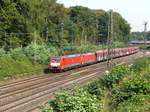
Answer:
[
  {"xmin": 46, "ymin": 27, "xmax": 49, "ymax": 42},
  {"xmin": 71, "ymin": 33, "xmax": 74, "ymax": 53},
  {"xmin": 60, "ymin": 22, "xmax": 64, "ymax": 55},
  {"xmin": 144, "ymin": 22, "xmax": 147, "ymax": 46},
  {"xmin": 96, "ymin": 17, "xmax": 99, "ymax": 45},
  {"xmin": 107, "ymin": 10, "xmax": 113, "ymax": 70},
  {"xmin": 81, "ymin": 27, "xmax": 84, "ymax": 46},
  {"xmin": 4, "ymin": 32, "xmax": 6, "ymax": 49},
  {"xmin": 34, "ymin": 31, "xmax": 37, "ymax": 64},
  {"xmin": 143, "ymin": 21, "xmax": 147, "ymax": 56}
]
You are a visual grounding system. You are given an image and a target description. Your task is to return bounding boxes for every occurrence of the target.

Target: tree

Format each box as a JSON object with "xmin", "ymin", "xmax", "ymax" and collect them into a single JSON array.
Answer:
[
  {"xmin": 69, "ymin": 6, "xmax": 98, "ymax": 45},
  {"xmin": 0, "ymin": 0, "xmax": 30, "ymax": 48},
  {"xmin": 0, "ymin": 0, "xmax": 131, "ymax": 49}
]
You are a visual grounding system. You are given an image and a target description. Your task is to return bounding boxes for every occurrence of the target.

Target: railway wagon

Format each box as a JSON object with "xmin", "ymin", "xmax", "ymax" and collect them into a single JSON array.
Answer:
[
  {"xmin": 113, "ymin": 48, "xmax": 122, "ymax": 57},
  {"xmin": 49, "ymin": 47, "xmax": 139, "ymax": 71},
  {"xmin": 120, "ymin": 48, "xmax": 128, "ymax": 56},
  {"xmin": 96, "ymin": 49, "xmax": 114, "ymax": 61},
  {"xmin": 128, "ymin": 47, "xmax": 138, "ymax": 54},
  {"xmin": 95, "ymin": 50, "xmax": 104, "ymax": 61},
  {"xmin": 96, "ymin": 48, "xmax": 128, "ymax": 61}
]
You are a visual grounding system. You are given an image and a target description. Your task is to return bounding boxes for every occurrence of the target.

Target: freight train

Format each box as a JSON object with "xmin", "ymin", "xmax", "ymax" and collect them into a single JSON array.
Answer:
[{"xmin": 49, "ymin": 47, "xmax": 139, "ymax": 72}]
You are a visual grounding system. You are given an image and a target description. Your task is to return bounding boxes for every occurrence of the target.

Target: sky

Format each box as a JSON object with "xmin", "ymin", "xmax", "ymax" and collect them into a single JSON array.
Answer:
[{"xmin": 57, "ymin": 0, "xmax": 150, "ymax": 32}]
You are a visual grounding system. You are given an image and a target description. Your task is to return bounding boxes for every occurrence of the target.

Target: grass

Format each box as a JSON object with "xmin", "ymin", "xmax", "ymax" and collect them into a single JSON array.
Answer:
[{"xmin": 0, "ymin": 56, "xmax": 44, "ymax": 81}]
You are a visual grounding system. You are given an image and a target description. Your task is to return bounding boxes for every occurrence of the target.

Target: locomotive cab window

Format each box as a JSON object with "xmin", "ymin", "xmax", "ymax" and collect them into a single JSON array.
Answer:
[{"xmin": 51, "ymin": 57, "xmax": 61, "ymax": 62}]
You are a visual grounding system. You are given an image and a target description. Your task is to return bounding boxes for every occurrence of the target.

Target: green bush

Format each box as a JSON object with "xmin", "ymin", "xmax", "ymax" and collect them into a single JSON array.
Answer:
[
  {"xmin": 9, "ymin": 48, "xmax": 26, "ymax": 60},
  {"xmin": 111, "ymin": 58, "xmax": 150, "ymax": 110},
  {"xmin": 24, "ymin": 44, "xmax": 58, "ymax": 64},
  {"xmin": 123, "ymin": 74, "xmax": 150, "ymax": 94},
  {"xmin": 42, "ymin": 89, "xmax": 101, "ymax": 112},
  {"xmin": 112, "ymin": 72, "xmax": 150, "ymax": 105},
  {"xmin": 131, "ymin": 57, "xmax": 150, "ymax": 72},
  {"xmin": 114, "ymin": 95, "xmax": 150, "ymax": 112},
  {"xmin": 0, "ymin": 48, "xmax": 6, "ymax": 57},
  {"xmin": 112, "ymin": 41, "xmax": 126, "ymax": 48},
  {"xmin": 140, "ymin": 45, "xmax": 150, "ymax": 50},
  {"xmin": 84, "ymin": 79, "xmax": 105, "ymax": 99},
  {"xmin": 102, "ymin": 65, "xmax": 129, "ymax": 88}
]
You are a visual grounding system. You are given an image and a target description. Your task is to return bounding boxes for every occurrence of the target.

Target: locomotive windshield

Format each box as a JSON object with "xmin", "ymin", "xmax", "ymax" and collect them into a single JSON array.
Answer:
[{"xmin": 51, "ymin": 57, "xmax": 61, "ymax": 62}]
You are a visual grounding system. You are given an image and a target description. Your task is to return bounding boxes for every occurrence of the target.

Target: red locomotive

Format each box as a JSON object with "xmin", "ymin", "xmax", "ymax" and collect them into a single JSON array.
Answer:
[{"xmin": 49, "ymin": 47, "xmax": 139, "ymax": 71}]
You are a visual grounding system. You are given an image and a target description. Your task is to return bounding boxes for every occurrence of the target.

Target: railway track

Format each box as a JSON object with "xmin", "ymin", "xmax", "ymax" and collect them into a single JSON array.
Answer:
[
  {"xmin": 0, "ymin": 59, "xmax": 106, "ymax": 89},
  {"xmin": 0, "ymin": 67, "xmax": 105, "ymax": 112},
  {"xmin": 0, "ymin": 52, "xmax": 142, "ymax": 112},
  {"xmin": 0, "ymin": 63, "xmax": 105, "ymax": 95}
]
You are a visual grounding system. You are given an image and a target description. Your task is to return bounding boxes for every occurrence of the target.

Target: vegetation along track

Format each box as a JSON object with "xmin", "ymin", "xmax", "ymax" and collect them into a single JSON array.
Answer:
[{"xmin": 0, "ymin": 52, "xmax": 142, "ymax": 112}]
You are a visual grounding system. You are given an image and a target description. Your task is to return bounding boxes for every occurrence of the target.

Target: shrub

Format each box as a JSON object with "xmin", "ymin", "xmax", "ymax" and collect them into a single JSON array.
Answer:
[
  {"xmin": 84, "ymin": 79, "xmax": 105, "ymax": 99},
  {"xmin": 112, "ymin": 41, "xmax": 125, "ymax": 48},
  {"xmin": 42, "ymin": 89, "xmax": 101, "ymax": 112},
  {"xmin": 131, "ymin": 57, "xmax": 150, "ymax": 72},
  {"xmin": 0, "ymin": 48, "xmax": 6, "ymax": 57},
  {"xmin": 102, "ymin": 65, "xmax": 129, "ymax": 88},
  {"xmin": 114, "ymin": 95, "xmax": 150, "ymax": 112},
  {"xmin": 24, "ymin": 44, "xmax": 58, "ymax": 64},
  {"xmin": 9, "ymin": 48, "xmax": 26, "ymax": 60},
  {"xmin": 112, "ymin": 72, "xmax": 150, "ymax": 105},
  {"xmin": 111, "ymin": 61, "xmax": 150, "ymax": 109}
]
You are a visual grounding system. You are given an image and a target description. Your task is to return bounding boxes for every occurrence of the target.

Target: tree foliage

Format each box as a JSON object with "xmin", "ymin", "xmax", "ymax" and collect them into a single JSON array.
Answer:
[
  {"xmin": 131, "ymin": 31, "xmax": 150, "ymax": 41},
  {"xmin": 0, "ymin": 0, "xmax": 131, "ymax": 49}
]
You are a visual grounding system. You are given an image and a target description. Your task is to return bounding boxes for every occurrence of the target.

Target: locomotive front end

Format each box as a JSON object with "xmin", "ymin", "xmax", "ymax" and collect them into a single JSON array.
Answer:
[{"xmin": 49, "ymin": 56, "xmax": 62, "ymax": 71}]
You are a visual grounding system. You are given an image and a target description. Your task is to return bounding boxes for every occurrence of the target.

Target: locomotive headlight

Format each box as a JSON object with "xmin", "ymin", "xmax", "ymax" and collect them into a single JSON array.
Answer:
[{"xmin": 51, "ymin": 63, "xmax": 60, "ymax": 66}]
